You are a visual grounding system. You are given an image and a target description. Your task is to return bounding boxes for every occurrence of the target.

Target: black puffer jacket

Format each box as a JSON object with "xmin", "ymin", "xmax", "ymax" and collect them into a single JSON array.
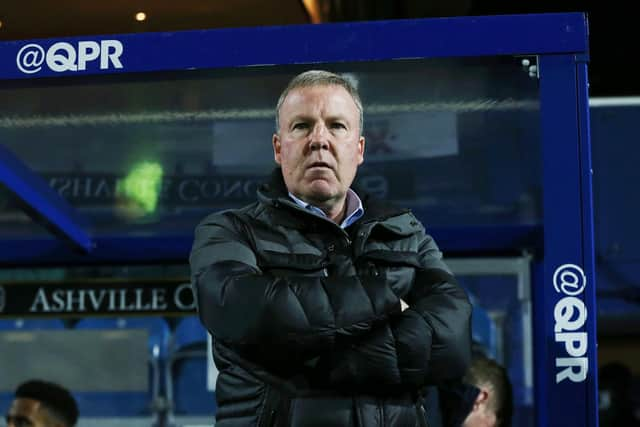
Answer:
[{"xmin": 190, "ymin": 169, "xmax": 472, "ymax": 427}]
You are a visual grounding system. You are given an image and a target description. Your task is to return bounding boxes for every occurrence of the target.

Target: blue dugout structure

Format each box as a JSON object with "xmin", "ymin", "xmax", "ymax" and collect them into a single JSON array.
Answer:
[{"xmin": 0, "ymin": 13, "xmax": 596, "ymax": 426}]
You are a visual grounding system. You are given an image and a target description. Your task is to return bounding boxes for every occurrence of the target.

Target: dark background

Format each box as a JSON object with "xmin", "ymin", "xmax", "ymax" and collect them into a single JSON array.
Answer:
[
  {"xmin": 0, "ymin": 0, "xmax": 633, "ymax": 96},
  {"xmin": 327, "ymin": 0, "xmax": 635, "ymax": 97}
]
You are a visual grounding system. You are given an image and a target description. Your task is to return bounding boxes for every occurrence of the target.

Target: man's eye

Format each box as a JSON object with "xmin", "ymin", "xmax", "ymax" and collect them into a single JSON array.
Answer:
[
  {"xmin": 292, "ymin": 123, "xmax": 309, "ymax": 130},
  {"xmin": 331, "ymin": 122, "xmax": 347, "ymax": 130}
]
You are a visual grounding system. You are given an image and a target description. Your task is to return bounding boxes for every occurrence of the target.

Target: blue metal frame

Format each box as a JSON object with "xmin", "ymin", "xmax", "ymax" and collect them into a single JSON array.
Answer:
[
  {"xmin": 538, "ymin": 53, "xmax": 598, "ymax": 427},
  {"xmin": 0, "ymin": 12, "xmax": 595, "ymax": 427},
  {"xmin": 0, "ymin": 13, "xmax": 586, "ymax": 80},
  {"xmin": 0, "ymin": 144, "xmax": 93, "ymax": 253}
]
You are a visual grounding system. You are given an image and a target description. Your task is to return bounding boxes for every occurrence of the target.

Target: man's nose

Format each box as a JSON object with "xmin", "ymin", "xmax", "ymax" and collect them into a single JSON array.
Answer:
[{"xmin": 309, "ymin": 123, "xmax": 329, "ymax": 150}]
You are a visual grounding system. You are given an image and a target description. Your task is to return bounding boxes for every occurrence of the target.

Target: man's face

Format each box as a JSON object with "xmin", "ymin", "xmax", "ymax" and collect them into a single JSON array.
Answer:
[
  {"xmin": 273, "ymin": 84, "xmax": 365, "ymax": 206},
  {"xmin": 463, "ymin": 410, "xmax": 496, "ymax": 427},
  {"xmin": 462, "ymin": 388, "xmax": 497, "ymax": 427},
  {"xmin": 6, "ymin": 398, "xmax": 53, "ymax": 427}
]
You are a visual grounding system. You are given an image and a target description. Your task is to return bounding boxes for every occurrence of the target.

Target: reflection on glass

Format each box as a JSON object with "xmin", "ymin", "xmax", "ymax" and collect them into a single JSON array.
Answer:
[
  {"xmin": 119, "ymin": 161, "xmax": 164, "ymax": 217},
  {"xmin": 0, "ymin": 57, "xmax": 541, "ymax": 237}
]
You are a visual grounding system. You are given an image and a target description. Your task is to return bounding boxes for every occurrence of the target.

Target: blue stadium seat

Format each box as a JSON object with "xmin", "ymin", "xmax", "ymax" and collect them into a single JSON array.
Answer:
[
  {"xmin": 168, "ymin": 316, "xmax": 216, "ymax": 418},
  {"xmin": 73, "ymin": 316, "xmax": 170, "ymax": 418},
  {"xmin": 471, "ymin": 303, "xmax": 498, "ymax": 359},
  {"xmin": 461, "ymin": 288, "xmax": 498, "ymax": 358}
]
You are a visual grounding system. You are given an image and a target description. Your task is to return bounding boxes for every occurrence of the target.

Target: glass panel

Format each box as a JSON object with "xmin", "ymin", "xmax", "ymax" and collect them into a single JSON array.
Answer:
[
  {"xmin": 590, "ymin": 104, "xmax": 640, "ymax": 327},
  {"xmin": 0, "ymin": 56, "xmax": 541, "ymax": 425},
  {"xmin": 0, "ymin": 57, "xmax": 540, "ymax": 239}
]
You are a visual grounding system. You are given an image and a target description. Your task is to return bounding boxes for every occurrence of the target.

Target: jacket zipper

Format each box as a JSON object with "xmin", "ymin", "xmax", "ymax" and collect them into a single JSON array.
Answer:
[
  {"xmin": 259, "ymin": 386, "xmax": 279, "ymax": 427},
  {"xmin": 417, "ymin": 401, "xmax": 429, "ymax": 427}
]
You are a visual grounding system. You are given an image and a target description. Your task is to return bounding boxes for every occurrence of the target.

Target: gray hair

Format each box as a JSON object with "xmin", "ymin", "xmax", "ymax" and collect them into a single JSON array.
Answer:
[{"xmin": 275, "ymin": 70, "xmax": 364, "ymax": 133}]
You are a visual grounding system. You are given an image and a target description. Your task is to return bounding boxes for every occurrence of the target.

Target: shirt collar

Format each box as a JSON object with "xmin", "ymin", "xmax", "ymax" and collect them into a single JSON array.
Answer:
[{"xmin": 288, "ymin": 189, "xmax": 364, "ymax": 228}]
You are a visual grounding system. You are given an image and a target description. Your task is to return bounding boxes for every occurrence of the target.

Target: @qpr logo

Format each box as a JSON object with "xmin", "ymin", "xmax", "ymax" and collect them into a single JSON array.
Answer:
[
  {"xmin": 16, "ymin": 43, "xmax": 46, "ymax": 74},
  {"xmin": 16, "ymin": 40, "xmax": 124, "ymax": 75},
  {"xmin": 553, "ymin": 263, "xmax": 586, "ymax": 296}
]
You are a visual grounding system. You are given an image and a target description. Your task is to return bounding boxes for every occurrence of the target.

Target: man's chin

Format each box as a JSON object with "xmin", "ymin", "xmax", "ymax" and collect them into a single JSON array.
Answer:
[
  {"xmin": 305, "ymin": 181, "xmax": 335, "ymax": 196},
  {"xmin": 301, "ymin": 186, "xmax": 342, "ymax": 205},
  {"xmin": 303, "ymin": 191, "xmax": 334, "ymax": 205}
]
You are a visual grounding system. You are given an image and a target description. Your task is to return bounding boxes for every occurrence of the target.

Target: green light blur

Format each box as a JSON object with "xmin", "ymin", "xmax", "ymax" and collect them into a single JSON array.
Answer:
[{"xmin": 120, "ymin": 161, "xmax": 163, "ymax": 213}]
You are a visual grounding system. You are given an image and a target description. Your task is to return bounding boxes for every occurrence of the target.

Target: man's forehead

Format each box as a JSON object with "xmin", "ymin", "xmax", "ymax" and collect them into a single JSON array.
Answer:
[
  {"xmin": 284, "ymin": 84, "xmax": 355, "ymax": 105},
  {"xmin": 280, "ymin": 85, "xmax": 359, "ymax": 117},
  {"xmin": 9, "ymin": 396, "xmax": 42, "ymax": 413}
]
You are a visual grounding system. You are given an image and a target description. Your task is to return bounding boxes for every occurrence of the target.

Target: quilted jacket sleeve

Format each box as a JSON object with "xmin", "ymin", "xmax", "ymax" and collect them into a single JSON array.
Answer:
[
  {"xmin": 403, "ymin": 230, "xmax": 472, "ymax": 382},
  {"xmin": 325, "ymin": 226, "xmax": 472, "ymax": 389},
  {"xmin": 190, "ymin": 212, "xmax": 401, "ymax": 365}
]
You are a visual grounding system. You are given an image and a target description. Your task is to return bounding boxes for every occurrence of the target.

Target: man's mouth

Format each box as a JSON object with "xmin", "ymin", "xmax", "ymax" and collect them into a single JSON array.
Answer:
[{"xmin": 307, "ymin": 161, "xmax": 332, "ymax": 170}]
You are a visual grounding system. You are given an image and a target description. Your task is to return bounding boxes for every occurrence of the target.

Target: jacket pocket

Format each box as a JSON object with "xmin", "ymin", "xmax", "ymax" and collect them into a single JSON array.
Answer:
[
  {"xmin": 258, "ymin": 250, "xmax": 328, "ymax": 277},
  {"xmin": 357, "ymin": 249, "xmax": 421, "ymax": 269},
  {"xmin": 357, "ymin": 251, "xmax": 419, "ymax": 297}
]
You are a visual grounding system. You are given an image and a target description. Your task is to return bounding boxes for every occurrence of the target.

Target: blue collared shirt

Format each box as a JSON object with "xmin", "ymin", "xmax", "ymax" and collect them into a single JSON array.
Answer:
[{"xmin": 288, "ymin": 189, "xmax": 364, "ymax": 229}]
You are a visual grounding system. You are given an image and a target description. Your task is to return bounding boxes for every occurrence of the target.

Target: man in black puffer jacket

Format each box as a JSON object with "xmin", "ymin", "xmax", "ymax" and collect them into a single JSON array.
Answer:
[{"xmin": 190, "ymin": 70, "xmax": 472, "ymax": 426}]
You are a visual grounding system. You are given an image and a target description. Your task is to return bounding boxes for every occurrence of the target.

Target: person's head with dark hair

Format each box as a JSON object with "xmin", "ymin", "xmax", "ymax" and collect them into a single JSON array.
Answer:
[
  {"xmin": 462, "ymin": 355, "xmax": 513, "ymax": 427},
  {"xmin": 6, "ymin": 380, "xmax": 78, "ymax": 427}
]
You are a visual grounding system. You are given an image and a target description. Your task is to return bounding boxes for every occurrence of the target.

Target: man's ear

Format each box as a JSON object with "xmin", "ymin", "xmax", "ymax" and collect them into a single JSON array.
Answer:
[
  {"xmin": 272, "ymin": 133, "xmax": 282, "ymax": 164},
  {"xmin": 357, "ymin": 135, "xmax": 365, "ymax": 165},
  {"xmin": 473, "ymin": 388, "xmax": 490, "ymax": 411}
]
